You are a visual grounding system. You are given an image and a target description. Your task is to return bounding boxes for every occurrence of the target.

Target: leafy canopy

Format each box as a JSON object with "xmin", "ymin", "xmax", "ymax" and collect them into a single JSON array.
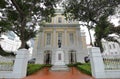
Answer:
[
  {"xmin": 0, "ymin": 0, "xmax": 60, "ymax": 48},
  {"xmin": 63, "ymin": 0, "xmax": 120, "ymax": 24}
]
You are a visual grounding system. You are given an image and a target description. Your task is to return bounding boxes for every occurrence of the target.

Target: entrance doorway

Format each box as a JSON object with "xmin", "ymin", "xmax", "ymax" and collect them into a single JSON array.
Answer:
[
  {"xmin": 44, "ymin": 50, "xmax": 52, "ymax": 64},
  {"xmin": 69, "ymin": 50, "xmax": 76, "ymax": 64}
]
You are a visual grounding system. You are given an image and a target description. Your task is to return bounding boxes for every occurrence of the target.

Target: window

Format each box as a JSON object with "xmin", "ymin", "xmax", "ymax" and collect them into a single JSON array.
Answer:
[
  {"xmin": 115, "ymin": 52, "xmax": 117, "ymax": 54},
  {"xmin": 113, "ymin": 44, "xmax": 115, "ymax": 48},
  {"xmin": 109, "ymin": 45, "xmax": 112, "ymax": 49},
  {"xmin": 68, "ymin": 19, "xmax": 72, "ymax": 23},
  {"xmin": 69, "ymin": 33, "xmax": 74, "ymax": 44},
  {"xmin": 103, "ymin": 45, "xmax": 106, "ymax": 50},
  {"xmin": 58, "ymin": 17, "xmax": 62, "ymax": 23},
  {"xmin": 58, "ymin": 32, "xmax": 62, "ymax": 42},
  {"xmin": 46, "ymin": 18, "xmax": 51, "ymax": 23},
  {"xmin": 58, "ymin": 32, "xmax": 62, "ymax": 47},
  {"xmin": 46, "ymin": 33, "xmax": 51, "ymax": 45},
  {"xmin": 58, "ymin": 53, "xmax": 61, "ymax": 60}
]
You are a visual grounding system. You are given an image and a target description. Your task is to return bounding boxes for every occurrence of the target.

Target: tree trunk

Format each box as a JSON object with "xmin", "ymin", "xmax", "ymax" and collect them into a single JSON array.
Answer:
[
  {"xmin": 87, "ymin": 27, "xmax": 93, "ymax": 46},
  {"xmin": 20, "ymin": 37, "xmax": 26, "ymax": 49},
  {"xmin": 95, "ymin": 38, "xmax": 103, "ymax": 52},
  {"xmin": 19, "ymin": 18, "xmax": 26, "ymax": 49}
]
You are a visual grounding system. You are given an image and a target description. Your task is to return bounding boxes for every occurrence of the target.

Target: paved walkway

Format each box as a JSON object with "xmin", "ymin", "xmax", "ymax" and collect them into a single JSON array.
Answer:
[{"xmin": 23, "ymin": 67, "xmax": 94, "ymax": 79}]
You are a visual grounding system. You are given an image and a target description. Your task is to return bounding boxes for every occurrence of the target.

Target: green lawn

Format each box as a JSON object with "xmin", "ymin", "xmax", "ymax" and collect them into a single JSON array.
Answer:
[
  {"xmin": 76, "ymin": 63, "xmax": 92, "ymax": 75},
  {"xmin": 27, "ymin": 64, "xmax": 44, "ymax": 75}
]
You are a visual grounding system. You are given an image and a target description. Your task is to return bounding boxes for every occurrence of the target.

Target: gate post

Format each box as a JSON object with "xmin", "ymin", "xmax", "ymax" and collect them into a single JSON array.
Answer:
[
  {"xmin": 88, "ymin": 47, "xmax": 105, "ymax": 78},
  {"xmin": 13, "ymin": 49, "xmax": 29, "ymax": 78}
]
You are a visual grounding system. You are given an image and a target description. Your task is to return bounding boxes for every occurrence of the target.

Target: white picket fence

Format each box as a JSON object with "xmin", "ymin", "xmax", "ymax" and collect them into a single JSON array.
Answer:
[
  {"xmin": 0, "ymin": 49, "xmax": 29, "ymax": 78},
  {"xmin": 89, "ymin": 47, "xmax": 120, "ymax": 79}
]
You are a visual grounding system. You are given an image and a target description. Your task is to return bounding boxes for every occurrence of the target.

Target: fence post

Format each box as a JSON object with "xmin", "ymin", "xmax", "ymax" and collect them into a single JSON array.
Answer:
[
  {"xmin": 88, "ymin": 47, "xmax": 105, "ymax": 78},
  {"xmin": 13, "ymin": 49, "xmax": 29, "ymax": 78}
]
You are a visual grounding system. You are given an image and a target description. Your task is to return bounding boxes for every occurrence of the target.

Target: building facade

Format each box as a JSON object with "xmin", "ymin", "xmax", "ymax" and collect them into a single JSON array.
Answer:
[
  {"xmin": 33, "ymin": 9, "xmax": 88, "ymax": 64},
  {"xmin": 102, "ymin": 39, "xmax": 120, "ymax": 55}
]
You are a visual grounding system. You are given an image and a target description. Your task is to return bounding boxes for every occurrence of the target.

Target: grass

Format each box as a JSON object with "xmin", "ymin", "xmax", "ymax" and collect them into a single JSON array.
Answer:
[
  {"xmin": 27, "ymin": 64, "xmax": 44, "ymax": 75},
  {"xmin": 76, "ymin": 63, "xmax": 92, "ymax": 76}
]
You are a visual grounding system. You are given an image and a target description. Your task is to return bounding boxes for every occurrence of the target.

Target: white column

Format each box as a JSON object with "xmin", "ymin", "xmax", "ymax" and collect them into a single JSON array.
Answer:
[
  {"xmin": 64, "ymin": 28, "xmax": 67, "ymax": 47},
  {"xmin": 35, "ymin": 31, "xmax": 44, "ymax": 64},
  {"xmin": 88, "ymin": 47, "xmax": 105, "ymax": 78},
  {"xmin": 76, "ymin": 28, "xmax": 80, "ymax": 47},
  {"xmin": 53, "ymin": 28, "xmax": 56, "ymax": 48},
  {"xmin": 42, "ymin": 31, "xmax": 45, "ymax": 48},
  {"xmin": 32, "ymin": 33, "xmax": 41, "ymax": 58},
  {"xmin": 13, "ymin": 49, "xmax": 29, "ymax": 78}
]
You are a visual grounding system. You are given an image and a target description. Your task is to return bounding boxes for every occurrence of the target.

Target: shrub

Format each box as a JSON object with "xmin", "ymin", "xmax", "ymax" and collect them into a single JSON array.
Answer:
[
  {"xmin": 67, "ymin": 64, "xmax": 76, "ymax": 67},
  {"xmin": 67, "ymin": 62, "xmax": 83, "ymax": 67},
  {"xmin": 43, "ymin": 64, "xmax": 52, "ymax": 67},
  {"xmin": 27, "ymin": 64, "xmax": 44, "ymax": 75},
  {"xmin": 76, "ymin": 63, "xmax": 92, "ymax": 76},
  {"xmin": 75, "ymin": 62, "xmax": 83, "ymax": 66}
]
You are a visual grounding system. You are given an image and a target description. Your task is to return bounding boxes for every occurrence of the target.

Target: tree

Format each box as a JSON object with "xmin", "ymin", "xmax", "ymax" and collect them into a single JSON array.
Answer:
[
  {"xmin": 63, "ymin": 0, "xmax": 120, "ymax": 46},
  {"xmin": 94, "ymin": 16, "xmax": 114, "ymax": 52},
  {"xmin": 0, "ymin": 0, "xmax": 60, "ymax": 48}
]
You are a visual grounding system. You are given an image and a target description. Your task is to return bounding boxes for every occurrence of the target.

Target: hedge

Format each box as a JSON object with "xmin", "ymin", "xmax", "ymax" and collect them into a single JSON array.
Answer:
[
  {"xmin": 76, "ymin": 63, "xmax": 92, "ymax": 76},
  {"xmin": 27, "ymin": 64, "xmax": 44, "ymax": 75}
]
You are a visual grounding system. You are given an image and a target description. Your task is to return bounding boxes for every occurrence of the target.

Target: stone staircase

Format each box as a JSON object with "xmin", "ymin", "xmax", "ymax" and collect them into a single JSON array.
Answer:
[{"xmin": 51, "ymin": 65, "xmax": 69, "ymax": 71}]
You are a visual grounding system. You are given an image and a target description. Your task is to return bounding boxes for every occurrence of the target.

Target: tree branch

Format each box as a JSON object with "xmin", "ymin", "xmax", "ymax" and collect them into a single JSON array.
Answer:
[{"xmin": 10, "ymin": 0, "xmax": 24, "ymax": 16}]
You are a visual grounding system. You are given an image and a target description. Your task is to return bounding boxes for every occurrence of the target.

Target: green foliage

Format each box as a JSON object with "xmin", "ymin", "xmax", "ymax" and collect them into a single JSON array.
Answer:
[
  {"xmin": 27, "ymin": 64, "xmax": 44, "ymax": 75},
  {"xmin": 43, "ymin": 64, "xmax": 52, "ymax": 67},
  {"xmin": 64, "ymin": 0, "xmax": 120, "ymax": 23},
  {"xmin": 75, "ymin": 62, "xmax": 83, "ymax": 65},
  {"xmin": 0, "ymin": 0, "xmax": 60, "ymax": 48},
  {"xmin": 63, "ymin": 0, "xmax": 120, "ymax": 46},
  {"xmin": 94, "ymin": 16, "xmax": 114, "ymax": 52},
  {"xmin": 76, "ymin": 63, "xmax": 92, "ymax": 76},
  {"xmin": 67, "ymin": 62, "xmax": 84, "ymax": 67},
  {"xmin": 67, "ymin": 64, "xmax": 76, "ymax": 67}
]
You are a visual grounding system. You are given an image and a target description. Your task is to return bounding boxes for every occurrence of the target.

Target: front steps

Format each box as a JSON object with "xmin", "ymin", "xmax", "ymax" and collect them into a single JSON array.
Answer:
[{"xmin": 51, "ymin": 65, "xmax": 69, "ymax": 71}]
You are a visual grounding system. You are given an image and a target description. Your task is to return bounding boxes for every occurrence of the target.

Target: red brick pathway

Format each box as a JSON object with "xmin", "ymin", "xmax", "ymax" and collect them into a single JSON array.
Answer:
[{"xmin": 23, "ymin": 67, "xmax": 94, "ymax": 79}]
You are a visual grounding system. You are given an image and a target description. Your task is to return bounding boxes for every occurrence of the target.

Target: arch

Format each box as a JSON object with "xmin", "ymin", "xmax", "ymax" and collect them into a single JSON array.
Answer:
[
  {"xmin": 44, "ymin": 50, "xmax": 52, "ymax": 64},
  {"xmin": 69, "ymin": 50, "xmax": 77, "ymax": 64}
]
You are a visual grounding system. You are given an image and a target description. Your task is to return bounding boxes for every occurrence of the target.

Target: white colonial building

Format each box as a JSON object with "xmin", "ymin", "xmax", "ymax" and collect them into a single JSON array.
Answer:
[
  {"xmin": 102, "ymin": 39, "xmax": 120, "ymax": 55},
  {"xmin": 32, "ymin": 9, "xmax": 88, "ymax": 65}
]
